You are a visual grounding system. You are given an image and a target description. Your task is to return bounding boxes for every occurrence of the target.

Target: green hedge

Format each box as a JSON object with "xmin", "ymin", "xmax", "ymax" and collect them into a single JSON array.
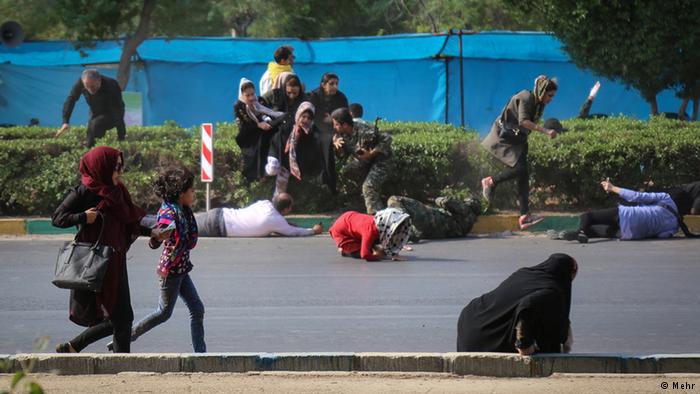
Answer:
[
  {"xmin": 0, "ymin": 117, "xmax": 698, "ymax": 216},
  {"xmin": 0, "ymin": 122, "xmax": 478, "ymax": 215},
  {"xmin": 527, "ymin": 116, "xmax": 700, "ymax": 209}
]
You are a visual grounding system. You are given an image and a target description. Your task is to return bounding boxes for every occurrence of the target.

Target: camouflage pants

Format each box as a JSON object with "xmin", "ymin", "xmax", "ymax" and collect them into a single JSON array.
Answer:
[
  {"xmin": 342, "ymin": 158, "xmax": 391, "ymax": 215},
  {"xmin": 387, "ymin": 195, "xmax": 480, "ymax": 240}
]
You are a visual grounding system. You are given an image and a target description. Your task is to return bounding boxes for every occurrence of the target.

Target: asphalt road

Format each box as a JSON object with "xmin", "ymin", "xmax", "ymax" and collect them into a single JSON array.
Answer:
[{"xmin": 1, "ymin": 234, "xmax": 698, "ymax": 355}]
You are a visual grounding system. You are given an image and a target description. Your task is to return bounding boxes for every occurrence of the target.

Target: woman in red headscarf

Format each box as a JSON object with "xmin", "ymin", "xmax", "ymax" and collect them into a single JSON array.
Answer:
[{"xmin": 52, "ymin": 146, "xmax": 162, "ymax": 353}]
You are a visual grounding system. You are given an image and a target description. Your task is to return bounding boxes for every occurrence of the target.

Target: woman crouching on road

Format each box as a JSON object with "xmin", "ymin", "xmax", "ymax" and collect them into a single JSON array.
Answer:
[
  {"xmin": 457, "ymin": 253, "xmax": 577, "ymax": 355},
  {"xmin": 329, "ymin": 208, "xmax": 412, "ymax": 262}
]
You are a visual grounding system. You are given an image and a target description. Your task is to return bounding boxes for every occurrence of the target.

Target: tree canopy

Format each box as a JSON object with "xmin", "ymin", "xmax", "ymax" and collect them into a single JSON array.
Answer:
[
  {"xmin": 505, "ymin": 0, "xmax": 700, "ymax": 117},
  {"xmin": 2, "ymin": 0, "xmax": 696, "ymax": 118},
  {"xmin": 2, "ymin": 0, "xmax": 542, "ymax": 40},
  {"xmin": 1, "ymin": 0, "xmax": 542, "ymax": 89}
]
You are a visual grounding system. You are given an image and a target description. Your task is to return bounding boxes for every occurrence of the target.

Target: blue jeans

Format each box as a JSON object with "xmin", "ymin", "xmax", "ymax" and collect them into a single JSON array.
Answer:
[{"xmin": 131, "ymin": 273, "xmax": 206, "ymax": 352}]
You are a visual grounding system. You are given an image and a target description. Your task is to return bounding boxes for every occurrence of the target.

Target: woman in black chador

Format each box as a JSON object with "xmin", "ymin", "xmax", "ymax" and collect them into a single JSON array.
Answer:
[
  {"xmin": 265, "ymin": 101, "xmax": 336, "ymax": 196},
  {"xmin": 309, "ymin": 72, "xmax": 349, "ymax": 136},
  {"xmin": 234, "ymin": 78, "xmax": 285, "ymax": 182},
  {"xmin": 457, "ymin": 253, "xmax": 578, "ymax": 355}
]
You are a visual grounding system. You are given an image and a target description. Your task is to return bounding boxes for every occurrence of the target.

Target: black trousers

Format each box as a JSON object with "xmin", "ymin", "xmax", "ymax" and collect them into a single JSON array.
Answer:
[
  {"xmin": 492, "ymin": 148, "xmax": 529, "ymax": 215},
  {"xmin": 579, "ymin": 207, "xmax": 620, "ymax": 238},
  {"xmin": 87, "ymin": 114, "xmax": 126, "ymax": 147},
  {"xmin": 69, "ymin": 264, "xmax": 134, "ymax": 352}
]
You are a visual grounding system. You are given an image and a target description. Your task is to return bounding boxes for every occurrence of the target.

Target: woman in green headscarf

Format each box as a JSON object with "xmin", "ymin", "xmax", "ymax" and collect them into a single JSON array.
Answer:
[{"xmin": 480, "ymin": 75, "xmax": 559, "ymax": 230}]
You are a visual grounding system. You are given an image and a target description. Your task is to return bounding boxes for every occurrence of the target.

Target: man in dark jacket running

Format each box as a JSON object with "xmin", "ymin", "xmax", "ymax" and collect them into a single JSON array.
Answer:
[{"xmin": 56, "ymin": 69, "xmax": 126, "ymax": 147}]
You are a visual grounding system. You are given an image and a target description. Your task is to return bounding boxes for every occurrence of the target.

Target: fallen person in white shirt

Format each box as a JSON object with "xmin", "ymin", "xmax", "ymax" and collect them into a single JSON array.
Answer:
[{"xmin": 141, "ymin": 193, "xmax": 322, "ymax": 237}]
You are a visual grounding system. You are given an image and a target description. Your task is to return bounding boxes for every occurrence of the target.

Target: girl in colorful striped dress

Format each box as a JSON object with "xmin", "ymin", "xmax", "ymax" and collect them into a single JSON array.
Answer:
[{"xmin": 111, "ymin": 166, "xmax": 206, "ymax": 352}]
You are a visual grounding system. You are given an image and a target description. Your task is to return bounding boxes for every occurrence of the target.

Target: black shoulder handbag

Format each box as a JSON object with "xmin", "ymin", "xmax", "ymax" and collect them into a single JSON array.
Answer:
[
  {"xmin": 660, "ymin": 203, "xmax": 699, "ymax": 238},
  {"xmin": 53, "ymin": 212, "xmax": 114, "ymax": 292},
  {"xmin": 497, "ymin": 119, "xmax": 528, "ymax": 145}
]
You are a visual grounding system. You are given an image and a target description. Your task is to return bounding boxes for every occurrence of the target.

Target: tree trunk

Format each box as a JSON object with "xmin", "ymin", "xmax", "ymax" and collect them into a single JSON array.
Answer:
[
  {"xmin": 230, "ymin": 12, "xmax": 255, "ymax": 38},
  {"xmin": 678, "ymin": 97, "xmax": 689, "ymax": 120},
  {"xmin": 649, "ymin": 96, "xmax": 658, "ymax": 116},
  {"xmin": 416, "ymin": 0, "xmax": 438, "ymax": 33},
  {"xmin": 692, "ymin": 97, "xmax": 699, "ymax": 121},
  {"xmin": 116, "ymin": 0, "xmax": 156, "ymax": 90}
]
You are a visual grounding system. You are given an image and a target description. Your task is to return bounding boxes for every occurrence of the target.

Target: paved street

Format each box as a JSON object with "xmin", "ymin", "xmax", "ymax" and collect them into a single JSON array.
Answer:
[{"xmin": 1, "ymin": 235, "xmax": 698, "ymax": 355}]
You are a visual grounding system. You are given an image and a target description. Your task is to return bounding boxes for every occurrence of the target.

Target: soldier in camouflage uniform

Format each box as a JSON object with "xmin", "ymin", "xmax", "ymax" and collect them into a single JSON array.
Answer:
[
  {"xmin": 331, "ymin": 108, "xmax": 392, "ymax": 214},
  {"xmin": 387, "ymin": 195, "xmax": 481, "ymax": 240}
]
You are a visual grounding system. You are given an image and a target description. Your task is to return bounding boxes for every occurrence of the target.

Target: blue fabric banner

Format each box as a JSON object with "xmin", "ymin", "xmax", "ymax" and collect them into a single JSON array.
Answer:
[{"xmin": 0, "ymin": 32, "xmax": 687, "ymax": 134}]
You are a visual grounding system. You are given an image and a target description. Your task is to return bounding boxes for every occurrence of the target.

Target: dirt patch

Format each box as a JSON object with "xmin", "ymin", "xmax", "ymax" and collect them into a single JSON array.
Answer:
[{"xmin": 2, "ymin": 372, "xmax": 696, "ymax": 394}]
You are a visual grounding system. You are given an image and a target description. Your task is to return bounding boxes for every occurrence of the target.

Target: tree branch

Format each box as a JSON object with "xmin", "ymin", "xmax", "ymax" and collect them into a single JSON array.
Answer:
[
  {"xmin": 416, "ymin": 0, "xmax": 438, "ymax": 33},
  {"xmin": 231, "ymin": 11, "xmax": 256, "ymax": 37},
  {"xmin": 116, "ymin": 0, "xmax": 156, "ymax": 90}
]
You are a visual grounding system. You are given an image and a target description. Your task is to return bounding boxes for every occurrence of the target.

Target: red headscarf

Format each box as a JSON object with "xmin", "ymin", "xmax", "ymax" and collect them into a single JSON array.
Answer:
[
  {"xmin": 73, "ymin": 147, "xmax": 146, "ymax": 323},
  {"xmin": 79, "ymin": 147, "xmax": 145, "ymax": 253}
]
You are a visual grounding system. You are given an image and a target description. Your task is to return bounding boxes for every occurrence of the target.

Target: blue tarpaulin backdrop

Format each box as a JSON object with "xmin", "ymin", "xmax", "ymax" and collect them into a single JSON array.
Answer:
[{"xmin": 0, "ymin": 32, "xmax": 685, "ymax": 135}]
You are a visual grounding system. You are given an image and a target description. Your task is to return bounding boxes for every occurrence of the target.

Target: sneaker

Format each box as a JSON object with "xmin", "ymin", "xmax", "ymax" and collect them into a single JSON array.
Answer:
[
  {"xmin": 55, "ymin": 342, "xmax": 77, "ymax": 353},
  {"xmin": 561, "ymin": 230, "xmax": 579, "ymax": 241},
  {"xmin": 481, "ymin": 177, "xmax": 495, "ymax": 203},
  {"xmin": 561, "ymin": 230, "xmax": 589, "ymax": 243},
  {"xmin": 519, "ymin": 214, "xmax": 544, "ymax": 230}
]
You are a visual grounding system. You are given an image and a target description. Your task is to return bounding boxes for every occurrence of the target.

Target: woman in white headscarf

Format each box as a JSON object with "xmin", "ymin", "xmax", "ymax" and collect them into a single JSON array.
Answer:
[
  {"xmin": 234, "ymin": 78, "xmax": 285, "ymax": 182},
  {"xmin": 329, "ymin": 208, "xmax": 412, "ymax": 262}
]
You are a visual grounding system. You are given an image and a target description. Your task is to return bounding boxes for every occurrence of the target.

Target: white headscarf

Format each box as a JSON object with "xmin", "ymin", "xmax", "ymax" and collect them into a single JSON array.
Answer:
[
  {"xmin": 273, "ymin": 71, "xmax": 296, "ymax": 90},
  {"xmin": 292, "ymin": 101, "xmax": 315, "ymax": 136},
  {"xmin": 285, "ymin": 101, "xmax": 315, "ymax": 180},
  {"xmin": 374, "ymin": 208, "xmax": 412, "ymax": 258},
  {"xmin": 238, "ymin": 77, "xmax": 284, "ymax": 123}
]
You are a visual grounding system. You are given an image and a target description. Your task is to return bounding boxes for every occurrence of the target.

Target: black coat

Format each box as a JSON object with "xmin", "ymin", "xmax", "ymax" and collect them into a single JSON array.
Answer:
[
  {"xmin": 62, "ymin": 76, "xmax": 125, "ymax": 124},
  {"xmin": 52, "ymin": 184, "xmax": 150, "ymax": 327},
  {"xmin": 234, "ymin": 100, "xmax": 285, "ymax": 182},
  {"xmin": 651, "ymin": 180, "xmax": 700, "ymax": 216},
  {"xmin": 268, "ymin": 121, "xmax": 337, "ymax": 193},
  {"xmin": 308, "ymin": 87, "xmax": 349, "ymax": 135},
  {"xmin": 456, "ymin": 254, "xmax": 575, "ymax": 353},
  {"xmin": 261, "ymin": 88, "xmax": 309, "ymax": 114}
]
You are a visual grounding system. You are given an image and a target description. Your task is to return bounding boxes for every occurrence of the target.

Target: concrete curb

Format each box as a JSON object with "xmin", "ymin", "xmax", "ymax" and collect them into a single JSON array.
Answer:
[
  {"xmin": 2, "ymin": 215, "xmax": 699, "ymax": 236},
  {"xmin": 0, "ymin": 219, "xmax": 25, "ymax": 235},
  {"xmin": 2, "ymin": 353, "xmax": 699, "ymax": 377}
]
